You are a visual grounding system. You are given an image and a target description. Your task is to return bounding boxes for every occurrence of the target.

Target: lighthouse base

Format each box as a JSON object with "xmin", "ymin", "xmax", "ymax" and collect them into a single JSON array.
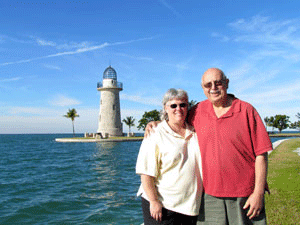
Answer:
[{"xmin": 97, "ymin": 127, "xmax": 123, "ymax": 137}]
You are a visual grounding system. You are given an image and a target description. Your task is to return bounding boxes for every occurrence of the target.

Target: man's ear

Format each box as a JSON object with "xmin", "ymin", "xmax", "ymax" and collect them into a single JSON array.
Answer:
[{"xmin": 226, "ymin": 79, "xmax": 229, "ymax": 89}]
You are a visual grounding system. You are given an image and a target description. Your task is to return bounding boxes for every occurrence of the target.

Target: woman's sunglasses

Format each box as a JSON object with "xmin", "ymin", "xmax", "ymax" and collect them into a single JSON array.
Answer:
[{"xmin": 168, "ymin": 103, "xmax": 188, "ymax": 109}]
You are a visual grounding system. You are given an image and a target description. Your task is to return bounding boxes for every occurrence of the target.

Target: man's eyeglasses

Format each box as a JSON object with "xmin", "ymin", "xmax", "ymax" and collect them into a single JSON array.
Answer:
[
  {"xmin": 203, "ymin": 80, "xmax": 225, "ymax": 89},
  {"xmin": 168, "ymin": 103, "xmax": 188, "ymax": 109}
]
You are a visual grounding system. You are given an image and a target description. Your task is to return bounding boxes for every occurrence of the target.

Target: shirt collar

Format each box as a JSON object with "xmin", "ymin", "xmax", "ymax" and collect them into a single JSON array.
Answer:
[
  {"xmin": 202, "ymin": 94, "xmax": 241, "ymax": 118},
  {"xmin": 161, "ymin": 120, "xmax": 195, "ymax": 139}
]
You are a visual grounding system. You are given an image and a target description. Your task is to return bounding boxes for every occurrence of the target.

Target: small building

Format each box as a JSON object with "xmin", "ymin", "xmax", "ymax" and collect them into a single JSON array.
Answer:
[{"xmin": 97, "ymin": 66, "xmax": 123, "ymax": 137}]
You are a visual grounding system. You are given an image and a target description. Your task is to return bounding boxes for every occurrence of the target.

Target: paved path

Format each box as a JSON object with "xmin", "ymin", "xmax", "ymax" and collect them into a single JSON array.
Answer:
[{"xmin": 269, "ymin": 139, "xmax": 289, "ymax": 155}]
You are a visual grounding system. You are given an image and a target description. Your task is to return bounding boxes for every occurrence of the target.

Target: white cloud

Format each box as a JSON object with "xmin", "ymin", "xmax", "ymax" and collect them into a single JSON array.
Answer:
[
  {"xmin": 33, "ymin": 36, "xmax": 95, "ymax": 50},
  {"xmin": 36, "ymin": 38, "xmax": 56, "ymax": 47},
  {"xmin": 0, "ymin": 37, "xmax": 156, "ymax": 67},
  {"xmin": 0, "ymin": 77, "xmax": 23, "ymax": 82},
  {"xmin": 228, "ymin": 15, "xmax": 300, "ymax": 48},
  {"xmin": 120, "ymin": 93, "xmax": 161, "ymax": 106},
  {"xmin": 115, "ymin": 52, "xmax": 153, "ymax": 62},
  {"xmin": 158, "ymin": 0, "xmax": 182, "ymax": 17},
  {"xmin": 43, "ymin": 64, "xmax": 61, "ymax": 70},
  {"xmin": 7, "ymin": 106, "xmax": 63, "ymax": 116},
  {"xmin": 56, "ymin": 41, "xmax": 93, "ymax": 50},
  {"xmin": 239, "ymin": 79, "xmax": 300, "ymax": 106},
  {"xmin": 231, "ymin": 69, "xmax": 279, "ymax": 94},
  {"xmin": 49, "ymin": 95, "xmax": 81, "ymax": 107},
  {"xmin": 0, "ymin": 106, "xmax": 99, "ymax": 134},
  {"xmin": 211, "ymin": 32, "xmax": 230, "ymax": 42}
]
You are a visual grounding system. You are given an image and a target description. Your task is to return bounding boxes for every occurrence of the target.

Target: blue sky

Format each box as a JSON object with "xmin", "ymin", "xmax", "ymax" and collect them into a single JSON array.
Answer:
[{"xmin": 1, "ymin": 0, "xmax": 300, "ymax": 134}]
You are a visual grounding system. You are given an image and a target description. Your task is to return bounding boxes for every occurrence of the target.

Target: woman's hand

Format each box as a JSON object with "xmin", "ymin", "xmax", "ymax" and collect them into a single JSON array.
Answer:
[{"xmin": 150, "ymin": 200, "xmax": 163, "ymax": 221}]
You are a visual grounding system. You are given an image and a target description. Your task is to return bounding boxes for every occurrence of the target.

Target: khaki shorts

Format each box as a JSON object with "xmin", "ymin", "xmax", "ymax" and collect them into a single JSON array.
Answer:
[{"xmin": 197, "ymin": 193, "xmax": 266, "ymax": 225}]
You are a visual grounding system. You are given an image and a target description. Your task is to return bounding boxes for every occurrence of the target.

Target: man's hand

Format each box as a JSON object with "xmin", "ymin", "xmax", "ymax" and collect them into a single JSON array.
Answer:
[
  {"xmin": 150, "ymin": 200, "xmax": 163, "ymax": 221},
  {"xmin": 243, "ymin": 192, "xmax": 264, "ymax": 219},
  {"xmin": 144, "ymin": 121, "xmax": 160, "ymax": 137}
]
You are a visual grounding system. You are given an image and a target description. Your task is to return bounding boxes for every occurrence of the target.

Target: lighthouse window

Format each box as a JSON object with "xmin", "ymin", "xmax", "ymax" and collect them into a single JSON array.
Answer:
[{"xmin": 113, "ymin": 105, "xmax": 116, "ymax": 110}]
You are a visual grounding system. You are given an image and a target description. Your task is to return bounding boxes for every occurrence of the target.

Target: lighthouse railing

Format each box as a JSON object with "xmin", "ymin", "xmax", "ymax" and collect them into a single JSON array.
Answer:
[
  {"xmin": 97, "ymin": 82, "xmax": 102, "ymax": 88},
  {"xmin": 97, "ymin": 82, "xmax": 123, "ymax": 89},
  {"xmin": 117, "ymin": 82, "xmax": 123, "ymax": 89}
]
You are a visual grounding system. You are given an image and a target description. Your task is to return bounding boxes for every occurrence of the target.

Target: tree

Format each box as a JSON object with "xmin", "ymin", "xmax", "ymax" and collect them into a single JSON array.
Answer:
[
  {"xmin": 122, "ymin": 116, "xmax": 135, "ymax": 134},
  {"xmin": 290, "ymin": 112, "xmax": 300, "ymax": 130},
  {"xmin": 64, "ymin": 108, "xmax": 79, "ymax": 136},
  {"xmin": 137, "ymin": 110, "xmax": 161, "ymax": 131},
  {"xmin": 264, "ymin": 117, "xmax": 270, "ymax": 129},
  {"xmin": 264, "ymin": 116, "xmax": 274, "ymax": 130},
  {"xmin": 272, "ymin": 114, "xmax": 290, "ymax": 133},
  {"xmin": 189, "ymin": 100, "xmax": 198, "ymax": 109},
  {"xmin": 290, "ymin": 121, "xmax": 300, "ymax": 130}
]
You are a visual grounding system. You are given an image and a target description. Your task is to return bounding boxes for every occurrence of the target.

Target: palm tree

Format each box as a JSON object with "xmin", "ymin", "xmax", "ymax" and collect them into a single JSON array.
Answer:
[
  {"xmin": 64, "ymin": 108, "xmax": 79, "ymax": 136},
  {"xmin": 122, "ymin": 116, "xmax": 135, "ymax": 135}
]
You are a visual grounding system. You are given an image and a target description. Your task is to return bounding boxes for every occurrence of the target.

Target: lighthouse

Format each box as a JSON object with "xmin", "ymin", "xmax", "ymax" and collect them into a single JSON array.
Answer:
[{"xmin": 97, "ymin": 66, "xmax": 123, "ymax": 137}]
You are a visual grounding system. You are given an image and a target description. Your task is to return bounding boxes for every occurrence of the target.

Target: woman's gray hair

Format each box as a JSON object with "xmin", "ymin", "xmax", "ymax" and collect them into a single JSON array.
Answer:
[{"xmin": 161, "ymin": 88, "xmax": 189, "ymax": 121}]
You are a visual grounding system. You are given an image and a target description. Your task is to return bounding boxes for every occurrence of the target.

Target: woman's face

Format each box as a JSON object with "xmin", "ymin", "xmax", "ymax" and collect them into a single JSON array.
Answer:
[{"xmin": 165, "ymin": 98, "xmax": 188, "ymax": 124}]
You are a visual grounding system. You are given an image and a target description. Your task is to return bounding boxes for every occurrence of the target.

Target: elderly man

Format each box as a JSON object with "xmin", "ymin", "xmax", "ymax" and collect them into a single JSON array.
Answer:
[
  {"xmin": 145, "ymin": 68, "xmax": 272, "ymax": 224},
  {"xmin": 189, "ymin": 68, "xmax": 272, "ymax": 224}
]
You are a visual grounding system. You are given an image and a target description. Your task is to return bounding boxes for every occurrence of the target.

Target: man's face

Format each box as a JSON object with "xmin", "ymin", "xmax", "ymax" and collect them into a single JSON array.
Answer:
[{"xmin": 201, "ymin": 69, "xmax": 228, "ymax": 105}]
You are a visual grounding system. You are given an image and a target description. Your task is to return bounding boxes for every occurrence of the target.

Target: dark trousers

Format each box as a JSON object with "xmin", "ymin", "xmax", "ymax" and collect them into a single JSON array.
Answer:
[{"xmin": 141, "ymin": 197, "xmax": 198, "ymax": 225}]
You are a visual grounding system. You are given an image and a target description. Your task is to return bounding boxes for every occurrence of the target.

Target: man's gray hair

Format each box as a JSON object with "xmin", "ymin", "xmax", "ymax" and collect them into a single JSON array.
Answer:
[
  {"xmin": 220, "ymin": 70, "xmax": 227, "ymax": 80},
  {"xmin": 161, "ymin": 88, "xmax": 189, "ymax": 121}
]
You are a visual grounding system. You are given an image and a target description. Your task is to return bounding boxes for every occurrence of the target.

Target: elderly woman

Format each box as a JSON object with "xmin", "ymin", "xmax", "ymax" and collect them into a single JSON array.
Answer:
[{"xmin": 136, "ymin": 88, "xmax": 202, "ymax": 225}]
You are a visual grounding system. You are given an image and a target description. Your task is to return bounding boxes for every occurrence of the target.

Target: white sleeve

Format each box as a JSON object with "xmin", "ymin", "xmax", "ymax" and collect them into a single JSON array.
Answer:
[{"xmin": 136, "ymin": 134, "xmax": 160, "ymax": 178}]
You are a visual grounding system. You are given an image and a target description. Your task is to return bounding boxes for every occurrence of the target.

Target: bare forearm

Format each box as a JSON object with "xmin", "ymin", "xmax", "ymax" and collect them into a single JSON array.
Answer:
[
  {"xmin": 244, "ymin": 152, "xmax": 268, "ymax": 219},
  {"xmin": 141, "ymin": 175, "xmax": 159, "ymax": 201},
  {"xmin": 141, "ymin": 174, "xmax": 163, "ymax": 221},
  {"xmin": 254, "ymin": 153, "xmax": 268, "ymax": 195}
]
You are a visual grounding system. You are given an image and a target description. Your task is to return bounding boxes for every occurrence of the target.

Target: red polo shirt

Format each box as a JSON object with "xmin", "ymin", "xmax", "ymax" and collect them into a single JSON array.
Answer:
[{"xmin": 188, "ymin": 96, "xmax": 272, "ymax": 197}]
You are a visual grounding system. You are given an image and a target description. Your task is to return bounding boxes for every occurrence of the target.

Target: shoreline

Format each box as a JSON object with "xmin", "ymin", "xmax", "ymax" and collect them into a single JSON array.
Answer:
[
  {"xmin": 55, "ymin": 137, "xmax": 144, "ymax": 143},
  {"xmin": 55, "ymin": 134, "xmax": 300, "ymax": 143}
]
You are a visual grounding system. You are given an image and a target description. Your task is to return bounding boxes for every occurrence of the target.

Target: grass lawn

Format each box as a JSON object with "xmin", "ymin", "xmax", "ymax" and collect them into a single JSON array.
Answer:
[
  {"xmin": 269, "ymin": 133, "xmax": 300, "ymax": 137},
  {"xmin": 265, "ymin": 138, "xmax": 300, "ymax": 224}
]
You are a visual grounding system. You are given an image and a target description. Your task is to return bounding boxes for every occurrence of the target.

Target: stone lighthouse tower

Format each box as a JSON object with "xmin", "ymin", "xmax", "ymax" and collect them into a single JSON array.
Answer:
[{"xmin": 97, "ymin": 66, "xmax": 123, "ymax": 137}]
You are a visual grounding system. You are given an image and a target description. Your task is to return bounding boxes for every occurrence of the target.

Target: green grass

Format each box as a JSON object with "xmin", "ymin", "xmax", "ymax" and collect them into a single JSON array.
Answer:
[
  {"xmin": 265, "ymin": 138, "xmax": 300, "ymax": 224},
  {"xmin": 269, "ymin": 132, "xmax": 300, "ymax": 137}
]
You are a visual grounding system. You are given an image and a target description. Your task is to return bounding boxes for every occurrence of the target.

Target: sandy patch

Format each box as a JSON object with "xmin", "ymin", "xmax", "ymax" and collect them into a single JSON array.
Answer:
[{"xmin": 293, "ymin": 148, "xmax": 300, "ymax": 156}]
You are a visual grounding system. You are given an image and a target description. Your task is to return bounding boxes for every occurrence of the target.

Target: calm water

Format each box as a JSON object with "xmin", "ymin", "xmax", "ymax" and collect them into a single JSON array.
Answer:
[
  {"xmin": 0, "ymin": 134, "xmax": 297, "ymax": 225},
  {"xmin": 0, "ymin": 134, "xmax": 142, "ymax": 225}
]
